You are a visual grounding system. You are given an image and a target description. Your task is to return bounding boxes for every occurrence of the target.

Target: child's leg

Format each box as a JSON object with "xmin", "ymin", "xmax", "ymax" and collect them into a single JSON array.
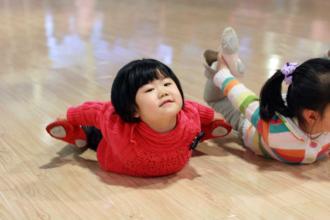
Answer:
[
  {"xmin": 203, "ymin": 54, "xmax": 244, "ymax": 131},
  {"xmin": 202, "ymin": 28, "xmax": 245, "ymax": 133},
  {"xmin": 208, "ymin": 98, "xmax": 244, "ymax": 133},
  {"xmin": 203, "ymin": 50, "xmax": 226, "ymax": 103},
  {"xmin": 220, "ymin": 27, "xmax": 245, "ymax": 77},
  {"xmin": 203, "ymin": 27, "xmax": 245, "ymax": 101}
]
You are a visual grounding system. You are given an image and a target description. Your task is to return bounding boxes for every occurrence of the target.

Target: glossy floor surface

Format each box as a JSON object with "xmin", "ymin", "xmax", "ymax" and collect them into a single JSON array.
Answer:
[{"xmin": 1, "ymin": 0, "xmax": 330, "ymax": 219}]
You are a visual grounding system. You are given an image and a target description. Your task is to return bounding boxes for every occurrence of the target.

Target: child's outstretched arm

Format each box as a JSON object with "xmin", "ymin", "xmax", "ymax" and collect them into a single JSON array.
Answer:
[
  {"xmin": 203, "ymin": 112, "xmax": 232, "ymax": 140},
  {"xmin": 189, "ymin": 101, "xmax": 232, "ymax": 140},
  {"xmin": 46, "ymin": 101, "xmax": 107, "ymax": 147},
  {"xmin": 66, "ymin": 101, "xmax": 106, "ymax": 128}
]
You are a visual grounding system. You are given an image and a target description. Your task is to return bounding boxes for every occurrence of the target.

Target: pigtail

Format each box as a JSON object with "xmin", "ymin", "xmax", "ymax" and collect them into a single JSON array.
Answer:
[{"xmin": 260, "ymin": 70, "xmax": 292, "ymax": 121}]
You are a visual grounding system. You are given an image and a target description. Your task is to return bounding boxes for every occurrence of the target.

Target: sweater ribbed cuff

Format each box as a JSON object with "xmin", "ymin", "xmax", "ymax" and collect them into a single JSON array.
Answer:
[
  {"xmin": 67, "ymin": 107, "xmax": 83, "ymax": 125},
  {"xmin": 198, "ymin": 105, "xmax": 214, "ymax": 124}
]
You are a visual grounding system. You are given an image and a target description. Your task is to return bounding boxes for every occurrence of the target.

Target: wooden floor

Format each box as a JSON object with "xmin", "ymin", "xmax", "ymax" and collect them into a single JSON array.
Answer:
[{"xmin": 1, "ymin": 0, "xmax": 330, "ymax": 219}]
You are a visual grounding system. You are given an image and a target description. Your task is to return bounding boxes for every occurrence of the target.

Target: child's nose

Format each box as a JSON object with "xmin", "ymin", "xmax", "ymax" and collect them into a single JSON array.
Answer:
[{"xmin": 158, "ymin": 89, "xmax": 169, "ymax": 98}]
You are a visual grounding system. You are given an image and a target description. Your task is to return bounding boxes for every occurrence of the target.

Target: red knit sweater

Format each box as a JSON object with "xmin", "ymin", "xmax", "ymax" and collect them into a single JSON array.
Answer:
[{"xmin": 67, "ymin": 100, "xmax": 214, "ymax": 177}]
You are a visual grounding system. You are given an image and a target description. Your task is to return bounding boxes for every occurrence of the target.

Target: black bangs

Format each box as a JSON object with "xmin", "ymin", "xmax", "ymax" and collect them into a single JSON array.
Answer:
[{"xmin": 130, "ymin": 66, "xmax": 169, "ymax": 90}]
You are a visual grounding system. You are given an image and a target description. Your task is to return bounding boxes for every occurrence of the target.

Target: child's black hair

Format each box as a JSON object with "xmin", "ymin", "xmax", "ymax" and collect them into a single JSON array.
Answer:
[
  {"xmin": 260, "ymin": 58, "xmax": 330, "ymax": 125},
  {"xmin": 111, "ymin": 59, "xmax": 184, "ymax": 122}
]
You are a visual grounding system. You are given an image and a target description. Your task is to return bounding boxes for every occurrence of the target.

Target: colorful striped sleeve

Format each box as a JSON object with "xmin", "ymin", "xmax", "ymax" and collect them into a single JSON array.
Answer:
[{"xmin": 213, "ymin": 69, "xmax": 260, "ymax": 127}]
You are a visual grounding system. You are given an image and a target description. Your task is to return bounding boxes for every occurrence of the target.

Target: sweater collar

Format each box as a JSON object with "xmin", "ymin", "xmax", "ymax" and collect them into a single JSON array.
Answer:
[{"xmin": 135, "ymin": 111, "xmax": 191, "ymax": 145}]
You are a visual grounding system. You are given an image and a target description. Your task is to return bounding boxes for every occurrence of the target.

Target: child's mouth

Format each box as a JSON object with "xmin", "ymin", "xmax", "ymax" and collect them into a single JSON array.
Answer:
[{"xmin": 159, "ymin": 100, "xmax": 173, "ymax": 107}]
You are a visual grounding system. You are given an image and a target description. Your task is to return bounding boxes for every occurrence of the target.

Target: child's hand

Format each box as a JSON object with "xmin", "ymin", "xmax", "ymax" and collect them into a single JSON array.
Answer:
[{"xmin": 201, "ymin": 113, "xmax": 232, "ymax": 141}]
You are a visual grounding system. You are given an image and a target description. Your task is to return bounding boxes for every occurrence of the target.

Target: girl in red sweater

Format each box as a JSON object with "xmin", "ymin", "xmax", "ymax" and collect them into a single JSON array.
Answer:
[{"xmin": 46, "ymin": 59, "xmax": 231, "ymax": 177}]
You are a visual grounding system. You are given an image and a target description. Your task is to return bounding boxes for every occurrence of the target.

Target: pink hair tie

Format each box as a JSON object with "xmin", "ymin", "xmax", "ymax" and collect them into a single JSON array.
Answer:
[{"xmin": 281, "ymin": 62, "xmax": 298, "ymax": 85}]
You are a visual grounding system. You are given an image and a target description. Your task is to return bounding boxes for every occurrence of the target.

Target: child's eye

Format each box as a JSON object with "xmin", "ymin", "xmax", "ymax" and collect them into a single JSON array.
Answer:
[
  {"xmin": 164, "ymin": 82, "xmax": 172, "ymax": 86},
  {"xmin": 145, "ymin": 88, "xmax": 154, "ymax": 93}
]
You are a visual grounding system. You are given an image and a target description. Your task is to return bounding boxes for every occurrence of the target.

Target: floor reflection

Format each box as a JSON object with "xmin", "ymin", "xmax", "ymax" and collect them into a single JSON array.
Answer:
[{"xmin": 0, "ymin": 0, "xmax": 328, "ymax": 101}]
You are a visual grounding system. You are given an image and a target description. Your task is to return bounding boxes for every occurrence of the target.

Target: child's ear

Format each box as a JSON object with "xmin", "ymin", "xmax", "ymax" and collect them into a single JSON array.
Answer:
[
  {"xmin": 302, "ymin": 109, "xmax": 320, "ymax": 124},
  {"xmin": 133, "ymin": 106, "xmax": 140, "ymax": 118}
]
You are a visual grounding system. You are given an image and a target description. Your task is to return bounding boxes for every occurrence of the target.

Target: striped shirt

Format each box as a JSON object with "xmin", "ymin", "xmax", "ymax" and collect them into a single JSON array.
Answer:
[{"xmin": 214, "ymin": 69, "xmax": 330, "ymax": 164}]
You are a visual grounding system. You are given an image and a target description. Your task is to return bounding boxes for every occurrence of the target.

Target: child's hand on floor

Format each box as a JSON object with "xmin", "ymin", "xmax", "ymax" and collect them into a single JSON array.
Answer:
[
  {"xmin": 46, "ymin": 119, "xmax": 87, "ymax": 148},
  {"xmin": 202, "ymin": 112, "xmax": 232, "ymax": 141}
]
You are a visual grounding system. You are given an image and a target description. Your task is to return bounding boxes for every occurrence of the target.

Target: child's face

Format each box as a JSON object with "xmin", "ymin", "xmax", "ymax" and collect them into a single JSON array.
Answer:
[
  {"xmin": 134, "ymin": 76, "xmax": 183, "ymax": 126},
  {"xmin": 309, "ymin": 104, "xmax": 330, "ymax": 134},
  {"xmin": 318, "ymin": 104, "xmax": 330, "ymax": 133}
]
